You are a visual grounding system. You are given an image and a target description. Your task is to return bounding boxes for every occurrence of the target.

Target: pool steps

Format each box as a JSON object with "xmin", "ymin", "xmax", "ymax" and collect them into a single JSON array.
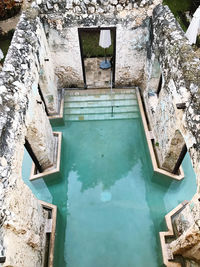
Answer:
[
  {"xmin": 64, "ymin": 89, "xmax": 139, "ymax": 121},
  {"xmin": 64, "ymin": 93, "xmax": 137, "ymax": 102},
  {"xmin": 159, "ymin": 200, "xmax": 188, "ymax": 267},
  {"xmin": 65, "ymin": 99, "xmax": 138, "ymax": 108}
]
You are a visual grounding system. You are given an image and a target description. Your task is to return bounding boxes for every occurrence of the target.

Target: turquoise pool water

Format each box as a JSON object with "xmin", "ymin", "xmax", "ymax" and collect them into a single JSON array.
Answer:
[{"xmin": 22, "ymin": 117, "xmax": 196, "ymax": 267}]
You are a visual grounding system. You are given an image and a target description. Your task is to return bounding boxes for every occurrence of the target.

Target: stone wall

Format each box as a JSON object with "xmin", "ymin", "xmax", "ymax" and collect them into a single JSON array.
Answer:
[
  {"xmin": 144, "ymin": 4, "xmax": 200, "ymax": 180},
  {"xmin": 170, "ymin": 195, "xmax": 200, "ymax": 263},
  {"xmin": 144, "ymin": 4, "xmax": 200, "ymax": 263},
  {"xmin": 38, "ymin": 0, "xmax": 161, "ymax": 88},
  {"xmin": 0, "ymin": 10, "xmax": 58, "ymax": 266},
  {"xmin": 3, "ymin": 8, "xmax": 58, "ymax": 115}
]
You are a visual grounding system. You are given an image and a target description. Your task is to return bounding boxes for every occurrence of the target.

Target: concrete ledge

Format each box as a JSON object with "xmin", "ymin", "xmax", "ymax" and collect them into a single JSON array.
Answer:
[
  {"xmin": 30, "ymin": 132, "xmax": 62, "ymax": 181},
  {"xmin": 159, "ymin": 201, "xmax": 188, "ymax": 267},
  {"xmin": 40, "ymin": 200, "xmax": 57, "ymax": 267},
  {"xmin": 136, "ymin": 88, "xmax": 184, "ymax": 180}
]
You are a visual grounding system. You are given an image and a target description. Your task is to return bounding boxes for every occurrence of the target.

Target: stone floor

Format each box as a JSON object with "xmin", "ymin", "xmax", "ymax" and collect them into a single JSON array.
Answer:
[{"xmin": 84, "ymin": 57, "xmax": 111, "ymax": 88}]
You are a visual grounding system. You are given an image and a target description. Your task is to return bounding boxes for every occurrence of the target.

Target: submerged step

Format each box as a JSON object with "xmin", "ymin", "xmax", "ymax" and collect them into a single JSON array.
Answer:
[
  {"xmin": 64, "ymin": 105, "xmax": 139, "ymax": 115},
  {"xmin": 64, "ymin": 93, "xmax": 137, "ymax": 102},
  {"xmin": 64, "ymin": 91, "xmax": 139, "ymax": 121},
  {"xmin": 64, "ymin": 99, "xmax": 138, "ymax": 108},
  {"xmin": 64, "ymin": 112, "xmax": 139, "ymax": 121}
]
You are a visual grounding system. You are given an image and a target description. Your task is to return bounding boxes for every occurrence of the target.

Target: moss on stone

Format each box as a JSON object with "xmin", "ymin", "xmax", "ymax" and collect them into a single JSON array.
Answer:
[
  {"xmin": 163, "ymin": 0, "xmax": 192, "ymax": 31},
  {"xmin": 163, "ymin": 0, "xmax": 191, "ymax": 15}
]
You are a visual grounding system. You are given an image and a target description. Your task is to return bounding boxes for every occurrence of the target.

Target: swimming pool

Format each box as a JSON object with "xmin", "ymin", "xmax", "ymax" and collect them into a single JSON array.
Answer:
[{"xmin": 22, "ymin": 103, "xmax": 196, "ymax": 267}]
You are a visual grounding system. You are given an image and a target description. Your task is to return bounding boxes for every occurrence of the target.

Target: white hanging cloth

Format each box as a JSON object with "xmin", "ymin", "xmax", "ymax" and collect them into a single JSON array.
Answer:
[
  {"xmin": 185, "ymin": 6, "xmax": 200, "ymax": 44},
  {"xmin": 0, "ymin": 49, "xmax": 4, "ymax": 60},
  {"xmin": 99, "ymin": 30, "xmax": 111, "ymax": 49}
]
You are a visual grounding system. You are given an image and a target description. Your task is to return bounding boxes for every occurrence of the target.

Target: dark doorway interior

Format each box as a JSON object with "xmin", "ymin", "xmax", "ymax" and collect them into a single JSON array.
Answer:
[{"xmin": 78, "ymin": 27, "xmax": 116, "ymax": 89}]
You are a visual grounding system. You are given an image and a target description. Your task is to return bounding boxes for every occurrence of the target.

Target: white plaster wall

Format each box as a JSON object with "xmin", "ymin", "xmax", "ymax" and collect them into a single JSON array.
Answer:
[
  {"xmin": 42, "ymin": 0, "xmax": 162, "ymax": 88},
  {"xmin": 47, "ymin": 28, "xmax": 83, "ymax": 87},
  {"xmin": 46, "ymin": 24, "xmax": 148, "ymax": 88},
  {"xmin": 116, "ymin": 24, "xmax": 148, "ymax": 87}
]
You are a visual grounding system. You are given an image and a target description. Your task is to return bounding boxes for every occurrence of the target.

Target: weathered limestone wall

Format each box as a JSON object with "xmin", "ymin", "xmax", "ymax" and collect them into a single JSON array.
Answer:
[
  {"xmin": 45, "ymin": 26, "xmax": 83, "ymax": 88},
  {"xmin": 144, "ymin": 4, "xmax": 200, "ymax": 179},
  {"xmin": 3, "ymin": 8, "xmax": 58, "ymax": 115},
  {"xmin": 170, "ymin": 195, "xmax": 200, "ymax": 263},
  {"xmin": 0, "ymin": 10, "xmax": 57, "ymax": 266},
  {"xmin": 5, "ymin": 11, "xmax": 56, "ymax": 170},
  {"xmin": 0, "ymin": 65, "xmax": 47, "ymax": 266},
  {"xmin": 38, "ymin": 0, "xmax": 161, "ymax": 88},
  {"xmin": 144, "ymin": 4, "xmax": 200, "ymax": 263}
]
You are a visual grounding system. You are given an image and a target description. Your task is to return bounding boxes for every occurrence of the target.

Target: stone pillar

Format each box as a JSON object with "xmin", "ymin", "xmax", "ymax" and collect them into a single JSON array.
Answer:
[
  {"xmin": 169, "ymin": 196, "xmax": 200, "ymax": 262},
  {"xmin": 26, "ymin": 85, "xmax": 55, "ymax": 170},
  {"xmin": 37, "ymin": 19, "xmax": 59, "ymax": 115},
  {"xmin": 160, "ymin": 130, "xmax": 185, "ymax": 172}
]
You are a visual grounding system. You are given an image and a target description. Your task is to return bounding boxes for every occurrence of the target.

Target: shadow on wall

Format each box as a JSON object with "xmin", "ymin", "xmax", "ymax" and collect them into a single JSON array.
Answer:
[{"xmin": 0, "ymin": 29, "xmax": 14, "ymax": 65}]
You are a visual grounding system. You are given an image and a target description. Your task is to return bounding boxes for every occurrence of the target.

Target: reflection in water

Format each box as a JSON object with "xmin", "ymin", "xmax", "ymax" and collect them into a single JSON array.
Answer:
[
  {"xmin": 22, "ymin": 119, "xmax": 197, "ymax": 267},
  {"xmin": 65, "ymin": 160, "xmax": 158, "ymax": 267},
  {"xmin": 100, "ymin": 191, "xmax": 112, "ymax": 202},
  {"xmin": 66, "ymin": 120, "xmax": 140, "ymax": 192}
]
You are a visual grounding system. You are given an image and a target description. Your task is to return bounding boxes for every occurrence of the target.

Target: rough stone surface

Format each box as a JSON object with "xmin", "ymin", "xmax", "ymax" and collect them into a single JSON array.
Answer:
[
  {"xmin": 2, "ymin": 0, "xmax": 200, "ymax": 266},
  {"xmin": 144, "ymin": 4, "xmax": 200, "ymax": 263},
  {"xmin": 144, "ymin": 4, "xmax": 200, "ymax": 180},
  {"xmin": 170, "ymin": 196, "xmax": 200, "ymax": 262},
  {"xmin": 39, "ymin": 0, "xmax": 161, "ymax": 88},
  {"xmin": 161, "ymin": 130, "xmax": 185, "ymax": 172},
  {"xmin": 0, "ymin": 11, "xmax": 57, "ymax": 265}
]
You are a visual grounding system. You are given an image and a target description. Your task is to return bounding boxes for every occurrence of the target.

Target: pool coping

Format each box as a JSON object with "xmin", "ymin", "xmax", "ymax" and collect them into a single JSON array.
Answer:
[
  {"xmin": 29, "ymin": 132, "xmax": 62, "ymax": 181},
  {"xmin": 159, "ymin": 201, "xmax": 188, "ymax": 267},
  {"xmin": 40, "ymin": 200, "xmax": 57, "ymax": 267},
  {"xmin": 136, "ymin": 88, "xmax": 184, "ymax": 180},
  {"xmin": 64, "ymin": 88, "xmax": 137, "ymax": 96}
]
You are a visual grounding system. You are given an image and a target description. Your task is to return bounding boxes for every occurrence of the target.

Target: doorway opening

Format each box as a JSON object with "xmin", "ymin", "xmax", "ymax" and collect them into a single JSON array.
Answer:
[{"xmin": 78, "ymin": 27, "xmax": 116, "ymax": 89}]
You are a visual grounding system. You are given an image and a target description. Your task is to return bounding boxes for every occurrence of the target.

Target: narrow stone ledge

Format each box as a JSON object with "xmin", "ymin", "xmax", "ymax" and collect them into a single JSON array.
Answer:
[
  {"xmin": 30, "ymin": 132, "xmax": 62, "ymax": 181},
  {"xmin": 39, "ymin": 200, "xmax": 57, "ymax": 267},
  {"xmin": 49, "ymin": 90, "xmax": 64, "ymax": 126},
  {"xmin": 136, "ymin": 88, "xmax": 184, "ymax": 180},
  {"xmin": 159, "ymin": 201, "xmax": 188, "ymax": 267}
]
